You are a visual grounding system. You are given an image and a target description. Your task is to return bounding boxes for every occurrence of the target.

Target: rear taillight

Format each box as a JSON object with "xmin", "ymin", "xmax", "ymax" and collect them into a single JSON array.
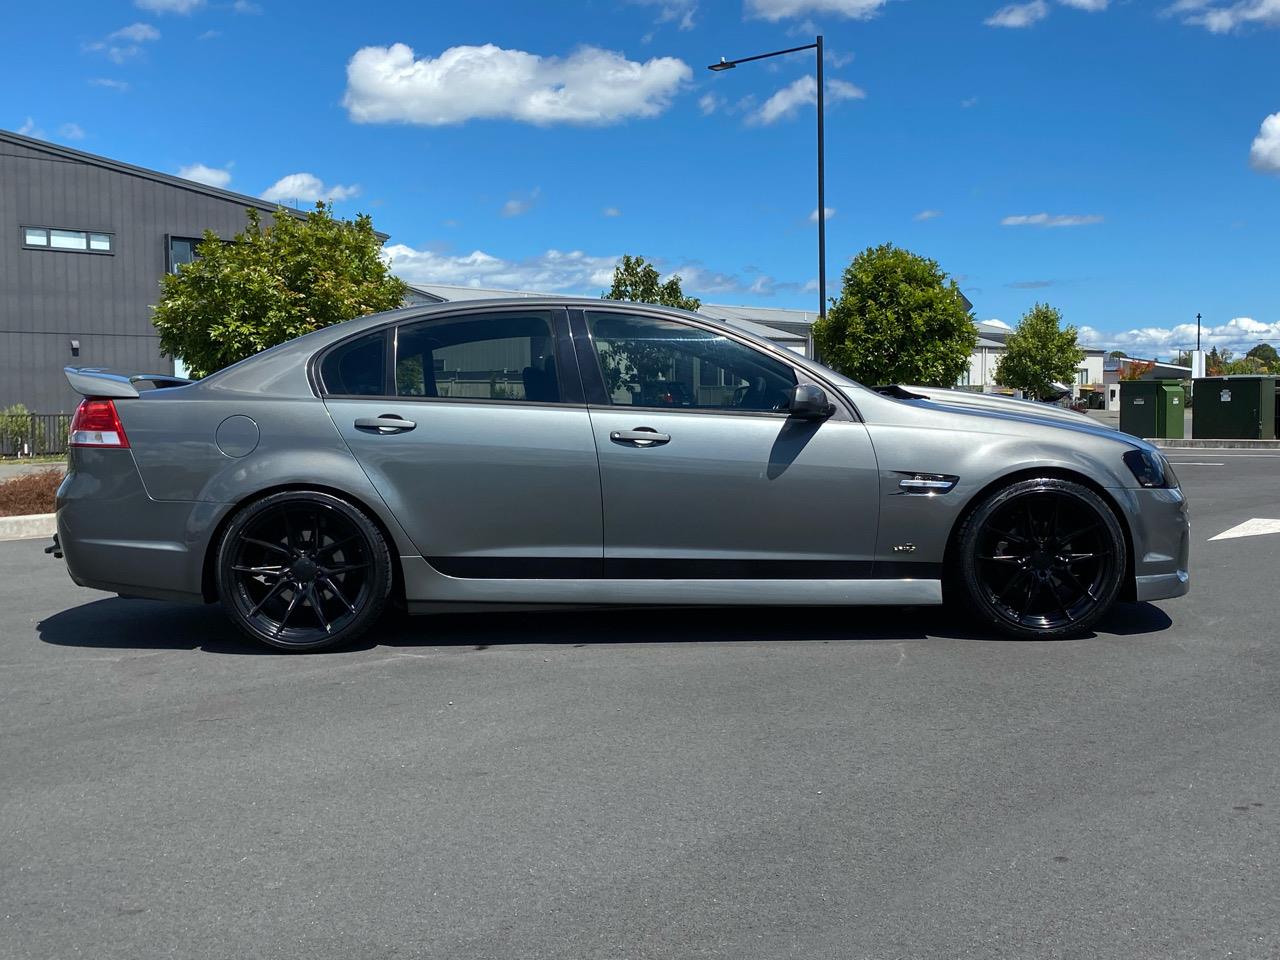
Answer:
[{"xmin": 70, "ymin": 399, "xmax": 130, "ymax": 448}]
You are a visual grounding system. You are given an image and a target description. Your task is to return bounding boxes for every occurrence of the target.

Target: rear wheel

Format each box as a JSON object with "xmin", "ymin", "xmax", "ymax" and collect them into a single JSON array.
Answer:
[
  {"xmin": 215, "ymin": 491, "xmax": 392, "ymax": 652},
  {"xmin": 954, "ymin": 478, "xmax": 1126, "ymax": 640}
]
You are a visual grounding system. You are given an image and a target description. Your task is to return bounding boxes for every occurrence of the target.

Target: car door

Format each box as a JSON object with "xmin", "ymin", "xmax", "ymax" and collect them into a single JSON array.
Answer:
[
  {"xmin": 574, "ymin": 308, "xmax": 881, "ymax": 577},
  {"xmin": 321, "ymin": 306, "xmax": 602, "ymax": 575}
]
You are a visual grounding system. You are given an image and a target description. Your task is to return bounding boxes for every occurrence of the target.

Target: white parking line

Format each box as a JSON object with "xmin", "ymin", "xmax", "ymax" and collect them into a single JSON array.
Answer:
[
  {"xmin": 1208, "ymin": 518, "xmax": 1280, "ymax": 542},
  {"xmin": 1166, "ymin": 462, "xmax": 1224, "ymax": 466}
]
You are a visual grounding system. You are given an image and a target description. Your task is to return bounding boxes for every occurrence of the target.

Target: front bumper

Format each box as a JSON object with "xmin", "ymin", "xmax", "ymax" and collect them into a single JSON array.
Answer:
[{"xmin": 1125, "ymin": 485, "xmax": 1190, "ymax": 602}]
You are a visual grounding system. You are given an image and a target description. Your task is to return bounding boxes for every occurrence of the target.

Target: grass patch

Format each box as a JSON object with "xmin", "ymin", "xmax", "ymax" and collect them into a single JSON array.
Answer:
[
  {"xmin": 0, "ymin": 454, "xmax": 67, "ymax": 465},
  {"xmin": 0, "ymin": 470, "xmax": 62, "ymax": 517}
]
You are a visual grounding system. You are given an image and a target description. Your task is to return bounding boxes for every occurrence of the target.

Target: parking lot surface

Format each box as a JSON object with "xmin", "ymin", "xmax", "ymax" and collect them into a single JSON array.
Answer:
[{"xmin": 3, "ymin": 451, "xmax": 1279, "ymax": 960}]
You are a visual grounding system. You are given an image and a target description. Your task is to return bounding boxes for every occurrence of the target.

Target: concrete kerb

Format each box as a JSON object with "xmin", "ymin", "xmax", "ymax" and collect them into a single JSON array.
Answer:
[{"xmin": 0, "ymin": 514, "xmax": 56, "ymax": 542}]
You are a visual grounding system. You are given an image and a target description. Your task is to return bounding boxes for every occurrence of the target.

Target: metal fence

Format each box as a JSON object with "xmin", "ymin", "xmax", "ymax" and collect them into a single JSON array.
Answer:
[{"xmin": 0, "ymin": 414, "xmax": 72, "ymax": 458}]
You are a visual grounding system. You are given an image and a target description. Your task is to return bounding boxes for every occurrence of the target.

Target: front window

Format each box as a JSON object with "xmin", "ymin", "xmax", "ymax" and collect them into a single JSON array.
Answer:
[
  {"xmin": 585, "ymin": 311, "xmax": 797, "ymax": 412},
  {"xmin": 394, "ymin": 311, "xmax": 560, "ymax": 403}
]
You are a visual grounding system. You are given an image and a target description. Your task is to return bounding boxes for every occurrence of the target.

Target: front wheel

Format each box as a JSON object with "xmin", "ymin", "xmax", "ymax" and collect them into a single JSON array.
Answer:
[
  {"xmin": 954, "ymin": 478, "xmax": 1127, "ymax": 640},
  {"xmin": 215, "ymin": 491, "xmax": 393, "ymax": 652}
]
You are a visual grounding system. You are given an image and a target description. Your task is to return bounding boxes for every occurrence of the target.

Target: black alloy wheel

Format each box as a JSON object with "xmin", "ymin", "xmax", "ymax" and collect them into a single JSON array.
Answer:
[
  {"xmin": 216, "ymin": 491, "xmax": 392, "ymax": 651},
  {"xmin": 956, "ymin": 478, "xmax": 1127, "ymax": 640}
]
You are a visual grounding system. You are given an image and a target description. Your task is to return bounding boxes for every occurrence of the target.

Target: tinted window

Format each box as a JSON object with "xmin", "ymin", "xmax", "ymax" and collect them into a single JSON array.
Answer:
[
  {"xmin": 320, "ymin": 331, "xmax": 387, "ymax": 396},
  {"xmin": 585, "ymin": 311, "xmax": 797, "ymax": 412},
  {"xmin": 395, "ymin": 311, "xmax": 561, "ymax": 403}
]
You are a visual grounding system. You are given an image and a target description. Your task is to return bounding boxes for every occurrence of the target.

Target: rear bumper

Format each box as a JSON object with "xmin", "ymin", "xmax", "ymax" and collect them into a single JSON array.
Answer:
[{"xmin": 56, "ymin": 448, "xmax": 221, "ymax": 603}]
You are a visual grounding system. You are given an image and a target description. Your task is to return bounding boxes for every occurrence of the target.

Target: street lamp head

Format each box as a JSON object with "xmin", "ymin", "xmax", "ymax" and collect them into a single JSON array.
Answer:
[{"xmin": 708, "ymin": 58, "xmax": 736, "ymax": 71}]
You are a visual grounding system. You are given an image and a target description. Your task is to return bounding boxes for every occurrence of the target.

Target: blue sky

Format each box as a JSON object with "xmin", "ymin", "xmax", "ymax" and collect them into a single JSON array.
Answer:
[{"xmin": 5, "ymin": 0, "xmax": 1279, "ymax": 357}]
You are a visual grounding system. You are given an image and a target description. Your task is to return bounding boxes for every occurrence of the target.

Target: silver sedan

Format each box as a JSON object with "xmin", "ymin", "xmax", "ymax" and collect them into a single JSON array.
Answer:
[{"xmin": 54, "ymin": 298, "xmax": 1189, "ymax": 651}]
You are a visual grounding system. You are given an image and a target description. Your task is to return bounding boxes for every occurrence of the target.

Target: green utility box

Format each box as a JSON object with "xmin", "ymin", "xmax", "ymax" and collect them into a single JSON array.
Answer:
[
  {"xmin": 1119, "ymin": 379, "xmax": 1186, "ymax": 439},
  {"xmin": 1192, "ymin": 376, "xmax": 1278, "ymax": 440}
]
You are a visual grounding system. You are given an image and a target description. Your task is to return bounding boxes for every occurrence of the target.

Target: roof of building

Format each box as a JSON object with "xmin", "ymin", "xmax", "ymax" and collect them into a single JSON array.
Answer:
[{"xmin": 0, "ymin": 128, "xmax": 316, "ymax": 219}]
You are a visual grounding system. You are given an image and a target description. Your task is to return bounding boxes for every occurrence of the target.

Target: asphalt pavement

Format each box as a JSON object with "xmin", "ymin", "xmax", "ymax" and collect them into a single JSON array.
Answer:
[{"xmin": 3, "ymin": 451, "xmax": 1279, "ymax": 960}]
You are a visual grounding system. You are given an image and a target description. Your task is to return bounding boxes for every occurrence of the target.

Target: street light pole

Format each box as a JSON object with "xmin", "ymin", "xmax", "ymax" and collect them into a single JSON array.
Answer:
[{"xmin": 708, "ymin": 36, "xmax": 828, "ymax": 345}]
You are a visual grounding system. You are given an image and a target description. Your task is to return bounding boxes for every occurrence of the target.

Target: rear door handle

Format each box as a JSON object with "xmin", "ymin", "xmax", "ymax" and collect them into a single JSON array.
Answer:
[
  {"xmin": 610, "ymin": 428, "xmax": 670, "ymax": 446},
  {"xmin": 354, "ymin": 415, "xmax": 417, "ymax": 434}
]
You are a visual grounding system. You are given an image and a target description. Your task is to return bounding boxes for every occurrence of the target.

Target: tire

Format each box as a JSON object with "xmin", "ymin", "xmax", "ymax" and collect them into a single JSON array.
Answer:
[
  {"xmin": 215, "ymin": 490, "xmax": 393, "ymax": 652},
  {"xmin": 952, "ymin": 477, "xmax": 1127, "ymax": 640}
]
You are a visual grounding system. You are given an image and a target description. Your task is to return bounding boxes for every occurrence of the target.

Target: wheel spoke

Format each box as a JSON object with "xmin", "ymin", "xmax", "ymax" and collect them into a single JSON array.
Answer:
[
  {"xmin": 1016, "ymin": 577, "xmax": 1039, "ymax": 621},
  {"xmin": 275, "ymin": 588, "xmax": 304, "ymax": 636},
  {"xmin": 1046, "ymin": 576, "xmax": 1075, "ymax": 622},
  {"xmin": 242, "ymin": 536, "xmax": 291, "ymax": 558},
  {"xmin": 995, "ymin": 569, "xmax": 1030, "ymax": 602},
  {"xmin": 1064, "ymin": 551, "xmax": 1107, "ymax": 564},
  {"xmin": 1056, "ymin": 521, "xmax": 1099, "ymax": 546},
  {"xmin": 232, "ymin": 564, "xmax": 285, "ymax": 576},
  {"xmin": 322, "ymin": 562, "xmax": 370, "ymax": 575},
  {"xmin": 988, "ymin": 527, "xmax": 1030, "ymax": 546},
  {"xmin": 320, "ymin": 575, "xmax": 357, "ymax": 614},
  {"xmin": 1058, "ymin": 564, "xmax": 1095, "ymax": 600},
  {"xmin": 978, "ymin": 554, "xmax": 1023, "ymax": 565},
  {"xmin": 316, "ymin": 534, "xmax": 360, "ymax": 557},
  {"xmin": 247, "ymin": 578, "xmax": 289, "ymax": 617},
  {"xmin": 307, "ymin": 583, "xmax": 331, "ymax": 633}
]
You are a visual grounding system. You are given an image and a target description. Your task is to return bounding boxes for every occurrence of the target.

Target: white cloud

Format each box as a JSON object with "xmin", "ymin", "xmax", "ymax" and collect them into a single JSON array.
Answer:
[
  {"xmin": 1001, "ymin": 212, "xmax": 1104, "ymax": 227},
  {"xmin": 698, "ymin": 92, "xmax": 722, "ymax": 115},
  {"xmin": 1169, "ymin": 0, "xmax": 1280, "ymax": 32},
  {"xmin": 809, "ymin": 206, "xmax": 836, "ymax": 222},
  {"xmin": 261, "ymin": 173, "xmax": 359, "ymax": 203},
  {"xmin": 985, "ymin": 0, "xmax": 1049, "ymax": 26},
  {"xmin": 1249, "ymin": 112, "xmax": 1280, "ymax": 173},
  {"xmin": 914, "ymin": 209, "xmax": 943, "ymax": 221},
  {"xmin": 384, "ymin": 246, "xmax": 620, "ymax": 292},
  {"xmin": 178, "ymin": 162, "xmax": 232, "ymax": 188},
  {"xmin": 629, "ymin": 0, "xmax": 697, "ymax": 30},
  {"xmin": 135, "ymin": 0, "xmax": 203, "ymax": 12},
  {"xmin": 749, "ymin": 75, "xmax": 865, "ymax": 125},
  {"xmin": 1080, "ymin": 316, "xmax": 1280, "ymax": 356},
  {"xmin": 746, "ymin": 0, "xmax": 890, "ymax": 20},
  {"xmin": 961, "ymin": 96, "xmax": 978, "ymax": 108},
  {"xmin": 17, "ymin": 117, "xmax": 45, "ymax": 138},
  {"xmin": 1058, "ymin": 0, "xmax": 1108, "ymax": 9},
  {"xmin": 382, "ymin": 246, "xmax": 803, "ymax": 298},
  {"xmin": 501, "ymin": 188, "xmax": 540, "ymax": 217},
  {"xmin": 86, "ymin": 23, "xmax": 161, "ymax": 64},
  {"xmin": 58, "ymin": 123, "xmax": 85, "ymax": 140},
  {"xmin": 89, "ymin": 78, "xmax": 131, "ymax": 91},
  {"xmin": 343, "ymin": 43, "xmax": 691, "ymax": 126},
  {"xmin": 233, "ymin": 0, "xmax": 263, "ymax": 12},
  {"xmin": 602, "ymin": 206, "xmax": 622, "ymax": 217}
]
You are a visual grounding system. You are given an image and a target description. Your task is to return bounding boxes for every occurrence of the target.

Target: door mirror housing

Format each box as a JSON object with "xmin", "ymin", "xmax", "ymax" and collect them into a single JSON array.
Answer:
[{"xmin": 788, "ymin": 383, "xmax": 834, "ymax": 421}]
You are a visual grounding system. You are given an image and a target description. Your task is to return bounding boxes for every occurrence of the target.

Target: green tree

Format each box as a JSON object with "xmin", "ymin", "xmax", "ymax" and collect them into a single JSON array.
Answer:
[
  {"xmin": 603, "ymin": 254, "xmax": 701, "ymax": 310},
  {"xmin": 994, "ymin": 303, "xmax": 1086, "ymax": 400},
  {"xmin": 152, "ymin": 203, "xmax": 407, "ymax": 379},
  {"xmin": 1246, "ymin": 343, "xmax": 1279, "ymax": 370},
  {"xmin": 812, "ymin": 243, "xmax": 976, "ymax": 386}
]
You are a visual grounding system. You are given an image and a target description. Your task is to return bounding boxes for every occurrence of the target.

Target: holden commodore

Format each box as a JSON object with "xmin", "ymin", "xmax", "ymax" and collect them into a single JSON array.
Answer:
[{"xmin": 52, "ymin": 298, "xmax": 1189, "ymax": 651}]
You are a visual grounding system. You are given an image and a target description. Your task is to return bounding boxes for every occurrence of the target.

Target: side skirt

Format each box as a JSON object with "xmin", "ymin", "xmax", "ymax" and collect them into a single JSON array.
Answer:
[{"xmin": 400, "ymin": 557, "xmax": 942, "ymax": 607}]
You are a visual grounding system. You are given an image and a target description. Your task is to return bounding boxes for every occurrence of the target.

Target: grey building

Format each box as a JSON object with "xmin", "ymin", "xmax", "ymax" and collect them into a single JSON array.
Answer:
[{"xmin": 1, "ymin": 129, "xmax": 307, "ymax": 413}]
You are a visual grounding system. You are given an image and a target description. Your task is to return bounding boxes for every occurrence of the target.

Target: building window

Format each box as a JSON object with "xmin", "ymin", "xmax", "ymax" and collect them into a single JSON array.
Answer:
[
  {"xmin": 1077, "ymin": 368, "xmax": 1089, "ymax": 386},
  {"xmin": 22, "ymin": 226, "xmax": 113, "ymax": 254},
  {"xmin": 167, "ymin": 236, "xmax": 203, "ymax": 274}
]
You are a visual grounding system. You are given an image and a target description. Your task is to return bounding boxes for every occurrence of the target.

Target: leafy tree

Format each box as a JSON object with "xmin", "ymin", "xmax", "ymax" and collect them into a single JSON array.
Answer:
[
  {"xmin": 812, "ymin": 243, "xmax": 976, "ymax": 386},
  {"xmin": 1118, "ymin": 359, "xmax": 1155, "ymax": 381},
  {"xmin": 1172, "ymin": 350, "xmax": 1193, "ymax": 368},
  {"xmin": 1246, "ymin": 343, "xmax": 1279, "ymax": 370},
  {"xmin": 994, "ymin": 303, "xmax": 1086, "ymax": 400},
  {"xmin": 1108, "ymin": 350, "xmax": 1129, "ymax": 359},
  {"xmin": 152, "ymin": 203, "xmax": 407, "ymax": 379},
  {"xmin": 1205, "ymin": 347, "xmax": 1233, "ymax": 376},
  {"xmin": 603, "ymin": 254, "xmax": 701, "ymax": 311}
]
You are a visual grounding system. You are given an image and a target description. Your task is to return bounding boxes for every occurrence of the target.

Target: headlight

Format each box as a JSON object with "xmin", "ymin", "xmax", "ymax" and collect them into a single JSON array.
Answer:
[{"xmin": 1123, "ymin": 449, "xmax": 1177, "ymax": 488}]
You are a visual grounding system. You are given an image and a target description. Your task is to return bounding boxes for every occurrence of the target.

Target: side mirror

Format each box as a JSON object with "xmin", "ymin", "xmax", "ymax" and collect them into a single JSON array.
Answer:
[{"xmin": 788, "ymin": 383, "xmax": 833, "ymax": 421}]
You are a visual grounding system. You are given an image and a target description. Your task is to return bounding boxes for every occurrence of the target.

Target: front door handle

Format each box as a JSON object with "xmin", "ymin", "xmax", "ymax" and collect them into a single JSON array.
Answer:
[
  {"xmin": 354, "ymin": 415, "xmax": 417, "ymax": 434},
  {"xmin": 610, "ymin": 428, "xmax": 670, "ymax": 447}
]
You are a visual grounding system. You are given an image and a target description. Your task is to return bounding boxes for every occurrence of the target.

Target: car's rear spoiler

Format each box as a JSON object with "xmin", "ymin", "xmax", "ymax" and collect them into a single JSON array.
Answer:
[{"xmin": 64, "ymin": 366, "xmax": 194, "ymax": 399}]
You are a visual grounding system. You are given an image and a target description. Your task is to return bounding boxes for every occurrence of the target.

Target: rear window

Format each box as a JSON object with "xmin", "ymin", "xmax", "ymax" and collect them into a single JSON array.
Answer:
[{"xmin": 319, "ymin": 331, "xmax": 386, "ymax": 396}]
